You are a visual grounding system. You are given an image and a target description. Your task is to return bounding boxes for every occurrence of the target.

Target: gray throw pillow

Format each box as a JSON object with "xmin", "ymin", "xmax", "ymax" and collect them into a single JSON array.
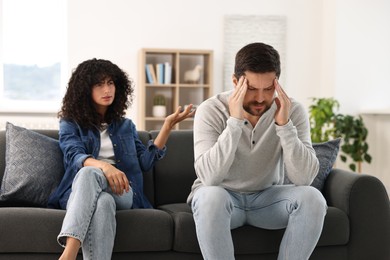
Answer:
[
  {"xmin": 0, "ymin": 122, "xmax": 64, "ymax": 207},
  {"xmin": 284, "ymin": 138, "xmax": 341, "ymax": 191}
]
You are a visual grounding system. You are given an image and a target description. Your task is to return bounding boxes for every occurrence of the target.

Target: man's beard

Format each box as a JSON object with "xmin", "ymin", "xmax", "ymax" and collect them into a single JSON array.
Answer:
[{"xmin": 243, "ymin": 101, "xmax": 271, "ymax": 117}]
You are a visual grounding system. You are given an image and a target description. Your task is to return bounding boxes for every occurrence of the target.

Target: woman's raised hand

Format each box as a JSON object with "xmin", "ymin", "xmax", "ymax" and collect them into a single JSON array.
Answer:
[{"xmin": 165, "ymin": 104, "xmax": 195, "ymax": 129}]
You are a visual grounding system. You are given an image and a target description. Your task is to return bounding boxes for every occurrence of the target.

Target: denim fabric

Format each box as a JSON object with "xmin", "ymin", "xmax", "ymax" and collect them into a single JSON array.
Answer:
[
  {"xmin": 192, "ymin": 185, "xmax": 327, "ymax": 260},
  {"xmin": 48, "ymin": 118, "xmax": 165, "ymax": 209},
  {"xmin": 58, "ymin": 166, "xmax": 133, "ymax": 260}
]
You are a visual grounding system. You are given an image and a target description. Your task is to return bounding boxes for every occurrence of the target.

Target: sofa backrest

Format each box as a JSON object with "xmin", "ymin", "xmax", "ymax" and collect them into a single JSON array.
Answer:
[
  {"xmin": 136, "ymin": 131, "xmax": 155, "ymax": 205},
  {"xmin": 0, "ymin": 129, "xmax": 197, "ymax": 208},
  {"xmin": 150, "ymin": 130, "xmax": 196, "ymax": 206}
]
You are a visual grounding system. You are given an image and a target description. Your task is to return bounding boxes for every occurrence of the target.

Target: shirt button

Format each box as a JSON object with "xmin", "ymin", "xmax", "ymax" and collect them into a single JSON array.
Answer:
[
  {"xmin": 117, "ymin": 159, "xmax": 121, "ymax": 163},
  {"xmin": 244, "ymin": 121, "xmax": 248, "ymax": 125},
  {"xmin": 252, "ymin": 141, "xmax": 255, "ymax": 144}
]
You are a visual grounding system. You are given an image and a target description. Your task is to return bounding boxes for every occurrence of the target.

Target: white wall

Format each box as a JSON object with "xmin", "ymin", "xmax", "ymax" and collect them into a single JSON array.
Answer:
[{"xmin": 333, "ymin": 0, "xmax": 390, "ymax": 114}]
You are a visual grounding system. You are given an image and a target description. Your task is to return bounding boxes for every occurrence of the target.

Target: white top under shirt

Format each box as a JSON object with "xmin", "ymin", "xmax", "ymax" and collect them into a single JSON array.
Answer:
[{"xmin": 97, "ymin": 125, "xmax": 116, "ymax": 165}]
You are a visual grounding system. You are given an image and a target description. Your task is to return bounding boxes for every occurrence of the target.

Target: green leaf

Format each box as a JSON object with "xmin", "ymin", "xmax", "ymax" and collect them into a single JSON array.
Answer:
[{"xmin": 364, "ymin": 154, "xmax": 372, "ymax": 163}]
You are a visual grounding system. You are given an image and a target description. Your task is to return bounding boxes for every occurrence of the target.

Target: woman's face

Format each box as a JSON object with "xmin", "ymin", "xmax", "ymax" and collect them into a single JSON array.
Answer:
[{"xmin": 91, "ymin": 77, "xmax": 115, "ymax": 115}]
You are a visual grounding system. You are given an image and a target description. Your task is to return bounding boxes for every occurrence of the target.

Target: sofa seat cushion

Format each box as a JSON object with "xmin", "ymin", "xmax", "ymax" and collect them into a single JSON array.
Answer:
[
  {"xmin": 114, "ymin": 209, "xmax": 173, "ymax": 252},
  {"xmin": 0, "ymin": 207, "xmax": 65, "ymax": 253},
  {"xmin": 0, "ymin": 208, "xmax": 173, "ymax": 253},
  {"xmin": 159, "ymin": 203, "xmax": 349, "ymax": 254},
  {"xmin": 316, "ymin": 207, "xmax": 350, "ymax": 246}
]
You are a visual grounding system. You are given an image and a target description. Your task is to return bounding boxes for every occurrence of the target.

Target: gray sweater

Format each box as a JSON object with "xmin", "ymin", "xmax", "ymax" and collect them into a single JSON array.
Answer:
[{"xmin": 187, "ymin": 90, "xmax": 319, "ymax": 203}]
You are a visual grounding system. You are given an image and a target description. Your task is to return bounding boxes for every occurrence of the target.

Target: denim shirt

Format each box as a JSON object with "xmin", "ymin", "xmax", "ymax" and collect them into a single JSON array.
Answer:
[{"xmin": 47, "ymin": 118, "xmax": 165, "ymax": 209}]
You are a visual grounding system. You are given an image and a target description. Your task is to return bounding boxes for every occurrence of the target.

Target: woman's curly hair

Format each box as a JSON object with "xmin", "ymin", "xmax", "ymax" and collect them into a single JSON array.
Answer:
[{"xmin": 58, "ymin": 58, "xmax": 134, "ymax": 129}]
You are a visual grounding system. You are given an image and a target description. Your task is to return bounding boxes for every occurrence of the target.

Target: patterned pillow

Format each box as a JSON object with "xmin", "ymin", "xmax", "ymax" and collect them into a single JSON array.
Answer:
[
  {"xmin": 0, "ymin": 122, "xmax": 64, "ymax": 207},
  {"xmin": 284, "ymin": 138, "xmax": 341, "ymax": 191}
]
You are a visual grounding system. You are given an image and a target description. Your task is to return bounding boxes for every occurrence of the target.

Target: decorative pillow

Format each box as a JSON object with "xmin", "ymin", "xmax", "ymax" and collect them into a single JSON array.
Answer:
[
  {"xmin": 0, "ymin": 122, "xmax": 64, "ymax": 207},
  {"xmin": 284, "ymin": 138, "xmax": 341, "ymax": 191}
]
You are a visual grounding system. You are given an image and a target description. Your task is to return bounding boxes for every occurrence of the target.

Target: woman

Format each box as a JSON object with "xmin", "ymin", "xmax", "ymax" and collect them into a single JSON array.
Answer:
[{"xmin": 47, "ymin": 58, "xmax": 194, "ymax": 260}]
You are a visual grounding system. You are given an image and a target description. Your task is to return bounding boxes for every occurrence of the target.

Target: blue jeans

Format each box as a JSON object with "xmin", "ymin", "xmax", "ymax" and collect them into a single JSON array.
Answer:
[
  {"xmin": 191, "ymin": 185, "xmax": 327, "ymax": 260},
  {"xmin": 57, "ymin": 166, "xmax": 133, "ymax": 260}
]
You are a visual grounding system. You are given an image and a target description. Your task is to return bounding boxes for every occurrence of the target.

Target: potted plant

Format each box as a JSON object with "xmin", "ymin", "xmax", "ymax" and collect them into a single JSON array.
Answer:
[
  {"xmin": 309, "ymin": 97, "xmax": 372, "ymax": 172},
  {"xmin": 152, "ymin": 94, "xmax": 167, "ymax": 117}
]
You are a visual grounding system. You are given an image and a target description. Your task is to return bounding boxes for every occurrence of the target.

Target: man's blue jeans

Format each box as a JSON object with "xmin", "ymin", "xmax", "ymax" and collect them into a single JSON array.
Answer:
[
  {"xmin": 57, "ymin": 166, "xmax": 133, "ymax": 260},
  {"xmin": 192, "ymin": 185, "xmax": 327, "ymax": 260}
]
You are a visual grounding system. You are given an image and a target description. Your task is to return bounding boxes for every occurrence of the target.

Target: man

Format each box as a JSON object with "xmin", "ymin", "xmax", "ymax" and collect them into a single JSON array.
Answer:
[{"xmin": 187, "ymin": 42, "xmax": 327, "ymax": 260}]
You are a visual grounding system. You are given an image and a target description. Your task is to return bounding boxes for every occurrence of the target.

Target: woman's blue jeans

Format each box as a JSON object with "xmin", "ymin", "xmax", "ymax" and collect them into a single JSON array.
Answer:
[
  {"xmin": 192, "ymin": 185, "xmax": 327, "ymax": 260},
  {"xmin": 57, "ymin": 166, "xmax": 133, "ymax": 260}
]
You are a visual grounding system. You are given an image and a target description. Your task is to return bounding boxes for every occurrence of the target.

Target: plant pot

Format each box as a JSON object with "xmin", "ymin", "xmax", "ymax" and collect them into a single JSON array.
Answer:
[{"xmin": 152, "ymin": 105, "xmax": 166, "ymax": 117}]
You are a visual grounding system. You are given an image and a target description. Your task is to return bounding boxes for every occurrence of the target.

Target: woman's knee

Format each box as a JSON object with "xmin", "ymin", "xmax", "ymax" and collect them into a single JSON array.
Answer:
[
  {"xmin": 73, "ymin": 166, "xmax": 105, "ymax": 185},
  {"xmin": 95, "ymin": 192, "xmax": 116, "ymax": 214},
  {"xmin": 113, "ymin": 188, "xmax": 134, "ymax": 210}
]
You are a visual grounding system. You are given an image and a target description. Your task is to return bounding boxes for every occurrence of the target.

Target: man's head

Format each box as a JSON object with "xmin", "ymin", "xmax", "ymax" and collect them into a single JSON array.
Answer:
[
  {"xmin": 233, "ymin": 42, "xmax": 281, "ymax": 80},
  {"xmin": 232, "ymin": 43, "xmax": 281, "ymax": 118}
]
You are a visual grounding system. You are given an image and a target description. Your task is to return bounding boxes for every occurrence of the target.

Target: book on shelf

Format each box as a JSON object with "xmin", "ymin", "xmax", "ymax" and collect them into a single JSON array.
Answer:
[
  {"xmin": 164, "ymin": 62, "xmax": 172, "ymax": 84},
  {"xmin": 156, "ymin": 63, "xmax": 164, "ymax": 84},
  {"xmin": 146, "ymin": 64, "xmax": 157, "ymax": 84},
  {"xmin": 145, "ymin": 64, "xmax": 153, "ymax": 83}
]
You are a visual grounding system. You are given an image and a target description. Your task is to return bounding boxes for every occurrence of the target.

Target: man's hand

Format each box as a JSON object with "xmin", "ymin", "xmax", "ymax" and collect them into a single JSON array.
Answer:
[
  {"xmin": 229, "ymin": 76, "xmax": 247, "ymax": 119},
  {"xmin": 274, "ymin": 78, "xmax": 291, "ymax": 126}
]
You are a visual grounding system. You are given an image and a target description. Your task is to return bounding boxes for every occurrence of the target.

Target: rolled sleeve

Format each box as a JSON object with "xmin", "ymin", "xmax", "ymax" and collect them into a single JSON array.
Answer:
[
  {"xmin": 76, "ymin": 154, "xmax": 93, "ymax": 169},
  {"xmin": 147, "ymin": 140, "xmax": 166, "ymax": 160}
]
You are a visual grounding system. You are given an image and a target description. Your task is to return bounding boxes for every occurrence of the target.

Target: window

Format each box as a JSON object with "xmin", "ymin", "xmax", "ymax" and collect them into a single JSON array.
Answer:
[{"xmin": 0, "ymin": 0, "xmax": 66, "ymax": 112}]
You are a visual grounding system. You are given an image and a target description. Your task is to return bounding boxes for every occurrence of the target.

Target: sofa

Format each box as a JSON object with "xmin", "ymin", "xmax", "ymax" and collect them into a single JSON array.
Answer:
[{"xmin": 0, "ymin": 127, "xmax": 389, "ymax": 260}]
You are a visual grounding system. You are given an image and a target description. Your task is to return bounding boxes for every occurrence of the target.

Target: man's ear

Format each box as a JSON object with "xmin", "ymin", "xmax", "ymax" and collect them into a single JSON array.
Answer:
[{"xmin": 232, "ymin": 74, "xmax": 238, "ymax": 86}]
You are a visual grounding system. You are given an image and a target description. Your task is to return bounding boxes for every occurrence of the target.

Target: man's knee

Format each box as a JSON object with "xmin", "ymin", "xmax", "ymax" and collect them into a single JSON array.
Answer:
[
  {"xmin": 299, "ymin": 186, "xmax": 327, "ymax": 215},
  {"xmin": 192, "ymin": 186, "xmax": 232, "ymax": 215}
]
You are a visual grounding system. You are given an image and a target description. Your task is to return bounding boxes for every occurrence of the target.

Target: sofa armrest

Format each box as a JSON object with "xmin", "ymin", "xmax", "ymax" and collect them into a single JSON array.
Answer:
[{"xmin": 323, "ymin": 168, "xmax": 390, "ymax": 259}]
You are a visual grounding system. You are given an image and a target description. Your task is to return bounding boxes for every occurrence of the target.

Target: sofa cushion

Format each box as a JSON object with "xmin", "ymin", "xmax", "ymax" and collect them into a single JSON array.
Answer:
[
  {"xmin": 0, "ymin": 207, "xmax": 66, "ymax": 253},
  {"xmin": 0, "ymin": 207, "xmax": 174, "ymax": 253},
  {"xmin": 0, "ymin": 123, "xmax": 64, "ymax": 207},
  {"xmin": 285, "ymin": 138, "xmax": 341, "ymax": 191},
  {"xmin": 114, "ymin": 209, "xmax": 173, "ymax": 252},
  {"xmin": 310, "ymin": 138, "xmax": 341, "ymax": 190},
  {"xmin": 316, "ymin": 207, "xmax": 350, "ymax": 246}
]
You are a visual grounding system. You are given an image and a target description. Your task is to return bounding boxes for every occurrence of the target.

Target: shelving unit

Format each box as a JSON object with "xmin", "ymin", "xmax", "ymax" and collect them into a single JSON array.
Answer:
[{"xmin": 138, "ymin": 48, "xmax": 213, "ymax": 130}]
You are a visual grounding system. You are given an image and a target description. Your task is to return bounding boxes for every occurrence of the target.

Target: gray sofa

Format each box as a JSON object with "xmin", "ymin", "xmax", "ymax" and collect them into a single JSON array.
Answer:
[{"xmin": 0, "ymin": 129, "xmax": 389, "ymax": 260}]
